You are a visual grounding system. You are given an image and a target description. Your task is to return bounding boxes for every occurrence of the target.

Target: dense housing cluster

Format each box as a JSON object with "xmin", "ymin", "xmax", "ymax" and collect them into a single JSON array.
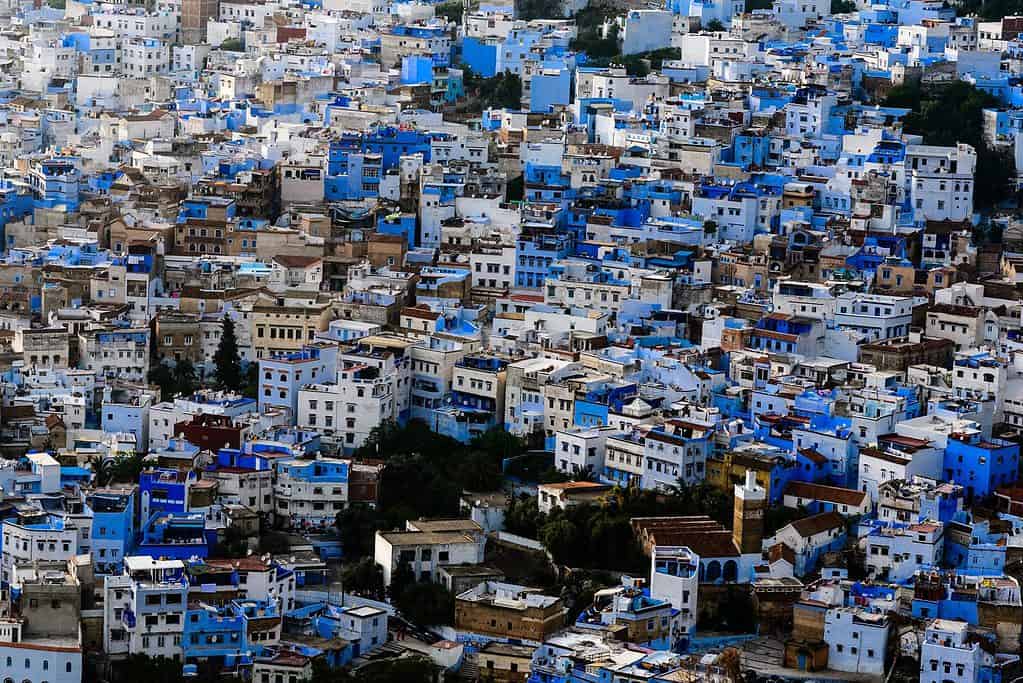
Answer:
[{"xmin": 1, "ymin": 0, "xmax": 1023, "ymax": 680}]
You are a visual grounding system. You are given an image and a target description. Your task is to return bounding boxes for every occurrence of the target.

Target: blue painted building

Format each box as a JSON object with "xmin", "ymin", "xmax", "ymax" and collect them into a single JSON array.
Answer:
[
  {"xmin": 86, "ymin": 487, "xmax": 137, "ymax": 575},
  {"xmin": 573, "ymin": 382, "xmax": 638, "ymax": 428},
  {"xmin": 944, "ymin": 434, "xmax": 1019, "ymax": 502},
  {"xmin": 137, "ymin": 511, "xmax": 210, "ymax": 560}
]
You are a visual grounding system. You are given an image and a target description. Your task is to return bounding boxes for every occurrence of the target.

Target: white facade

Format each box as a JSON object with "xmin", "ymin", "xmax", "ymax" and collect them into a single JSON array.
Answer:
[
  {"xmin": 920, "ymin": 619, "xmax": 997, "ymax": 683},
  {"xmin": 553, "ymin": 428, "xmax": 610, "ymax": 476},
  {"xmin": 823, "ymin": 608, "xmax": 889, "ymax": 675},
  {"xmin": 297, "ymin": 365, "xmax": 394, "ymax": 453},
  {"xmin": 78, "ymin": 329, "xmax": 150, "ymax": 384},
  {"xmin": 621, "ymin": 10, "xmax": 674, "ymax": 55},
  {"xmin": 907, "ymin": 144, "xmax": 977, "ymax": 224},
  {"xmin": 273, "ymin": 457, "xmax": 351, "ymax": 528},
  {"xmin": 103, "ymin": 557, "xmax": 188, "ymax": 660},
  {"xmin": 374, "ymin": 519, "xmax": 486, "ymax": 587},
  {"xmin": 1, "ymin": 520, "xmax": 79, "ymax": 585},
  {"xmin": 833, "ymin": 293, "xmax": 920, "ymax": 342},
  {"xmin": 469, "ymin": 244, "xmax": 516, "ymax": 291},
  {"xmin": 123, "ymin": 38, "xmax": 170, "ymax": 78},
  {"xmin": 0, "ymin": 621, "xmax": 81, "ymax": 683},
  {"xmin": 865, "ymin": 522, "xmax": 944, "ymax": 583},
  {"xmin": 649, "ymin": 546, "xmax": 700, "ymax": 636}
]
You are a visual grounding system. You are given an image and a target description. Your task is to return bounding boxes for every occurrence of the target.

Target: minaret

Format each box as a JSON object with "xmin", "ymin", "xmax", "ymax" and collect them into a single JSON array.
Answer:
[{"xmin": 733, "ymin": 469, "xmax": 766, "ymax": 555}]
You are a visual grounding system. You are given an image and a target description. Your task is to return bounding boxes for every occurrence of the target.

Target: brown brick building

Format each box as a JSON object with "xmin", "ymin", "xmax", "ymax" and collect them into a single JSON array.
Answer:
[
  {"xmin": 454, "ymin": 581, "xmax": 564, "ymax": 643},
  {"xmin": 174, "ymin": 413, "xmax": 246, "ymax": 451},
  {"xmin": 858, "ymin": 333, "xmax": 954, "ymax": 372}
]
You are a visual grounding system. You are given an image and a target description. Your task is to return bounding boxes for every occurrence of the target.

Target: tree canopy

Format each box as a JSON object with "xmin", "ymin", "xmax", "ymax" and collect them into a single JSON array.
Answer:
[
  {"xmin": 147, "ymin": 359, "xmax": 198, "ymax": 402},
  {"xmin": 516, "ymin": 0, "xmax": 564, "ymax": 20},
  {"xmin": 336, "ymin": 421, "xmax": 527, "ymax": 563},
  {"xmin": 522, "ymin": 480, "xmax": 732, "ymax": 572},
  {"xmin": 214, "ymin": 316, "xmax": 243, "ymax": 391},
  {"xmin": 884, "ymin": 80, "xmax": 1015, "ymax": 211},
  {"xmin": 311, "ymin": 657, "xmax": 436, "ymax": 683},
  {"xmin": 463, "ymin": 69, "xmax": 523, "ymax": 111}
]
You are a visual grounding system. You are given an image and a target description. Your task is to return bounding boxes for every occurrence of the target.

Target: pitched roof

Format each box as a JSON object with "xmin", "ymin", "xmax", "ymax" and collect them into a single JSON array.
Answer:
[
  {"xmin": 273, "ymin": 254, "xmax": 322, "ymax": 268},
  {"xmin": 784, "ymin": 481, "xmax": 868, "ymax": 508},
  {"xmin": 788, "ymin": 511, "xmax": 845, "ymax": 539},
  {"xmin": 769, "ymin": 542, "xmax": 796, "ymax": 566},
  {"xmin": 631, "ymin": 516, "xmax": 740, "ymax": 557}
]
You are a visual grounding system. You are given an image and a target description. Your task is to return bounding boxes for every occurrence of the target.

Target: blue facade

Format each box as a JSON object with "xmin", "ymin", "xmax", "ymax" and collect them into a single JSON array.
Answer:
[
  {"xmin": 944, "ymin": 436, "xmax": 1019, "ymax": 501},
  {"xmin": 529, "ymin": 68, "xmax": 571, "ymax": 113},
  {"xmin": 377, "ymin": 213, "xmax": 418, "ymax": 248},
  {"xmin": 275, "ymin": 458, "xmax": 349, "ymax": 484},
  {"xmin": 750, "ymin": 315, "xmax": 814, "ymax": 354},
  {"xmin": 572, "ymin": 383, "xmax": 638, "ymax": 428},
  {"xmin": 87, "ymin": 488, "xmax": 137, "ymax": 575},
  {"xmin": 139, "ymin": 468, "xmax": 192, "ymax": 521},
  {"xmin": 401, "ymin": 55, "xmax": 435, "ymax": 84},
  {"xmin": 462, "ymin": 37, "xmax": 499, "ymax": 77},
  {"xmin": 183, "ymin": 601, "xmax": 266, "ymax": 669},
  {"xmin": 137, "ymin": 511, "xmax": 209, "ymax": 560}
]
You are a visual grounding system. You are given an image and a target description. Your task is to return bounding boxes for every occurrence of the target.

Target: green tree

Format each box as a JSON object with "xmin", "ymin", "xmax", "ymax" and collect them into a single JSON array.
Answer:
[
  {"xmin": 884, "ymin": 80, "xmax": 1014, "ymax": 210},
  {"xmin": 173, "ymin": 358, "xmax": 198, "ymax": 398},
  {"xmin": 220, "ymin": 38, "xmax": 243, "ymax": 52},
  {"xmin": 148, "ymin": 361, "xmax": 176, "ymax": 402},
  {"xmin": 393, "ymin": 580, "xmax": 455, "ymax": 626},
  {"xmin": 220, "ymin": 525, "xmax": 251, "ymax": 558},
  {"xmin": 388, "ymin": 561, "xmax": 416, "ymax": 602},
  {"xmin": 505, "ymin": 175, "xmax": 524, "ymax": 202},
  {"xmin": 539, "ymin": 518, "xmax": 581, "ymax": 564},
  {"xmin": 214, "ymin": 316, "xmax": 243, "ymax": 390},
  {"xmin": 470, "ymin": 427, "xmax": 527, "ymax": 461},
  {"xmin": 666, "ymin": 479, "xmax": 733, "ymax": 527},
  {"xmin": 92, "ymin": 453, "xmax": 146, "ymax": 487},
  {"xmin": 327, "ymin": 654, "xmax": 435, "ymax": 683},
  {"xmin": 830, "ymin": 0, "xmax": 856, "ymax": 11},
  {"xmin": 705, "ymin": 18, "xmax": 725, "ymax": 31},
  {"xmin": 570, "ymin": 6, "xmax": 619, "ymax": 59},
  {"xmin": 459, "ymin": 451, "xmax": 503, "ymax": 492},
  {"xmin": 242, "ymin": 362, "xmax": 259, "ymax": 399},
  {"xmin": 954, "ymin": 0, "xmax": 1023, "ymax": 19},
  {"xmin": 517, "ymin": 0, "xmax": 563, "ymax": 20},
  {"xmin": 462, "ymin": 69, "xmax": 522, "ymax": 111},
  {"xmin": 115, "ymin": 654, "xmax": 184, "ymax": 683},
  {"xmin": 258, "ymin": 531, "xmax": 290, "ymax": 555},
  {"xmin": 342, "ymin": 557, "xmax": 385, "ymax": 600},
  {"xmin": 765, "ymin": 504, "xmax": 809, "ymax": 536},
  {"xmin": 505, "ymin": 494, "xmax": 545, "ymax": 537},
  {"xmin": 435, "ymin": 0, "xmax": 463, "ymax": 23},
  {"xmin": 558, "ymin": 569, "xmax": 618, "ymax": 621},
  {"xmin": 336, "ymin": 503, "xmax": 381, "ymax": 559}
]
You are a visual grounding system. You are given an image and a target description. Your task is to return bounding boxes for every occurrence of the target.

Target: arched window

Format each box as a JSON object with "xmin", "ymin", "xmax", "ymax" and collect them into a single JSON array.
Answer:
[
  {"xmin": 705, "ymin": 560, "xmax": 721, "ymax": 582},
  {"xmin": 723, "ymin": 560, "xmax": 738, "ymax": 582}
]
